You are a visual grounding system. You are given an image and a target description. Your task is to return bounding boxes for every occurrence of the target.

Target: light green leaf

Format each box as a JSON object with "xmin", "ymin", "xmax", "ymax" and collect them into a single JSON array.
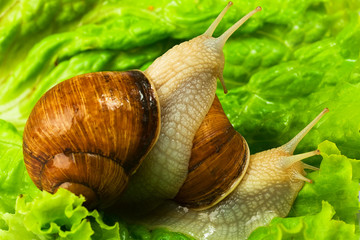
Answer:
[
  {"xmin": 0, "ymin": 120, "xmax": 38, "ymax": 213},
  {"xmin": 249, "ymin": 201, "xmax": 358, "ymax": 240},
  {"xmin": 0, "ymin": 189, "xmax": 120, "ymax": 240}
]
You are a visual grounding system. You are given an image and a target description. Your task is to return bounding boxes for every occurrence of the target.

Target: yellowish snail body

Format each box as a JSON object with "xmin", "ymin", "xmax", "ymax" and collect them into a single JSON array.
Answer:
[{"xmin": 22, "ymin": 3, "xmax": 328, "ymax": 240}]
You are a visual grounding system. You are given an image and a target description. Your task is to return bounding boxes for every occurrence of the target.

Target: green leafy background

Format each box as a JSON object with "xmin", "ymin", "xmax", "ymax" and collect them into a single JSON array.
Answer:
[{"xmin": 0, "ymin": 0, "xmax": 359, "ymax": 239}]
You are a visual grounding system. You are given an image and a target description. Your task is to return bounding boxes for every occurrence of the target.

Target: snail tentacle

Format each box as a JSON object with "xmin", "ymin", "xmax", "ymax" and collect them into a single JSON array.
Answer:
[
  {"xmin": 216, "ymin": 6, "xmax": 262, "ymax": 48},
  {"xmin": 292, "ymin": 171, "xmax": 313, "ymax": 183},
  {"xmin": 303, "ymin": 162, "xmax": 320, "ymax": 171},
  {"xmin": 204, "ymin": 1, "xmax": 233, "ymax": 37},
  {"xmin": 280, "ymin": 108, "xmax": 329, "ymax": 154},
  {"xmin": 279, "ymin": 150, "xmax": 320, "ymax": 169}
]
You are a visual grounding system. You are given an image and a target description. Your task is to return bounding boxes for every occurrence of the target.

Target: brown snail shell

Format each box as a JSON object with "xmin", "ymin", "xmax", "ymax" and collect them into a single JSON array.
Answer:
[
  {"xmin": 23, "ymin": 71, "xmax": 161, "ymax": 208},
  {"xmin": 175, "ymin": 96, "xmax": 250, "ymax": 210}
]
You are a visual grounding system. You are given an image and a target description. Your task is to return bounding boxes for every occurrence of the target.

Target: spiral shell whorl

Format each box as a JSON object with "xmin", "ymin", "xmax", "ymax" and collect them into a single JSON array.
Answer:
[
  {"xmin": 175, "ymin": 96, "xmax": 250, "ymax": 210},
  {"xmin": 23, "ymin": 71, "xmax": 160, "ymax": 208}
]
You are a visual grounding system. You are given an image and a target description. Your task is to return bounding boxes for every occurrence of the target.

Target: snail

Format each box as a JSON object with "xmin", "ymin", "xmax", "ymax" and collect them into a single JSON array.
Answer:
[
  {"xmin": 139, "ymin": 98, "xmax": 327, "ymax": 239},
  {"xmin": 22, "ymin": 2, "xmax": 328, "ymax": 240}
]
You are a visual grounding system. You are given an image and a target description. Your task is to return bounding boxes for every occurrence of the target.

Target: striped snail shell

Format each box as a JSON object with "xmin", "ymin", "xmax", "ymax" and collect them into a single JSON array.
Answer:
[
  {"xmin": 175, "ymin": 96, "xmax": 249, "ymax": 210},
  {"xmin": 23, "ymin": 71, "xmax": 160, "ymax": 208}
]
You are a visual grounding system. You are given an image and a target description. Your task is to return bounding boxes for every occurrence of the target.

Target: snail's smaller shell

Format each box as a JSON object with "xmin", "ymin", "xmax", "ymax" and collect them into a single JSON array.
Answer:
[
  {"xmin": 175, "ymin": 96, "xmax": 250, "ymax": 210},
  {"xmin": 23, "ymin": 71, "xmax": 160, "ymax": 208}
]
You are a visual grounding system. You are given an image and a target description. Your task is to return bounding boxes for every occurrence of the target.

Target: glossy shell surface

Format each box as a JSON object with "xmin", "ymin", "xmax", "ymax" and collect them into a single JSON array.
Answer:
[
  {"xmin": 175, "ymin": 96, "xmax": 250, "ymax": 210},
  {"xmin": 23, "ymin": 71, "xmax": 160, "ymax": 208}
]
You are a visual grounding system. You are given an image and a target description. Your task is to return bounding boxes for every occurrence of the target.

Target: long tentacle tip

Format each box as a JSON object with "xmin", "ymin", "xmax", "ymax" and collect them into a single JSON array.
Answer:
[
  {"xmin": 203, "ymin": 1, "xmax": 234, "ymax": 36},
  {"xmin": 219, "ymin": 75, "xmax": 228, "ymax": 94},
  {"xmin": 294, "ymin": 171, "xmax": 313, "ymax": 183},
  {"xmin": 280, "ymin": 150, "xmax": 320, "ymax": 169},
  {"xmin": 281, "ymin": 108, "xmax": 329, "ymax": 154},
  {"xmin": 215, "ymin": 5, "xmax": 262, "ymax": 48},
  {"xmin": 301, "ymin": 150, "xmax": 320, "ymax": 171},
  {"xmin": 303, "ymin": 163, "xmax": 320, "ymax": 171}
]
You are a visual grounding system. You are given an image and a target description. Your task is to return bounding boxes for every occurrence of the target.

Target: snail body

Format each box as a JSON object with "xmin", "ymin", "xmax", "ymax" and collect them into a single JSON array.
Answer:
[
  {"xmin": 22, "ymin": 3, "xmax": 328, "ymax": 240},
  {"xmin": 116, "ymin": 3, "xmax": 262, "ymax": 214},
  {"xmin": 141, "ymin": 102, "xmax": 327, "ymax": 240}
]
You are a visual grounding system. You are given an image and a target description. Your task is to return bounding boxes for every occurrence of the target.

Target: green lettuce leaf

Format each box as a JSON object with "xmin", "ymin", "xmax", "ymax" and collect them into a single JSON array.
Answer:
[
  {"xmin": 0, "ymin": 188, "xmax": 120, "ymax": 240},
  {"xmin": 0, "ymin": 120, "xmax": 39, "ymax": 213},
  {"xmin": 248, "ymin": 201, "xmax": 357, "ymax": 240},
  {"xmin": 289, "ymin": 141, "xmax": 360, "ymax": 223}
]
